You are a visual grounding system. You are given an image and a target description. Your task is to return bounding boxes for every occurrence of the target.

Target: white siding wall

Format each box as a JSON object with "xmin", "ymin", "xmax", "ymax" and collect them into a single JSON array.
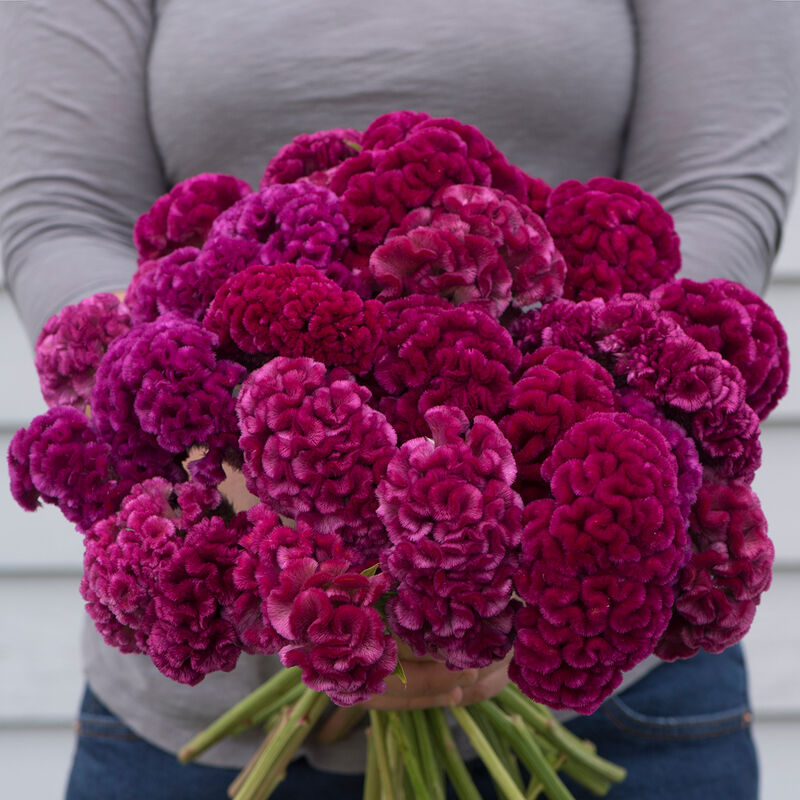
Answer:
[{"xmin": 2, "ymin": 182, "xmax": 800, "ymax": 798}]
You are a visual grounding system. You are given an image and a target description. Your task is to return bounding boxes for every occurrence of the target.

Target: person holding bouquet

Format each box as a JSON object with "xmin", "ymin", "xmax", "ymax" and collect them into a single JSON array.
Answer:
[{"xmin": 1, "ymin": 2, "xmax": 799, "ymax": 798}]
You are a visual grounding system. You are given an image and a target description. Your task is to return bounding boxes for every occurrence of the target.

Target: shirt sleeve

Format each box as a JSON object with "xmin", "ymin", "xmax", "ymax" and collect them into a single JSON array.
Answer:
[
  {"xmin": 621, "ymin": 0, "xmax": 800, "ymax": 294},
  {"xmin": 0, "ymin": 0, "xmax": 167, "ymax": 342}
]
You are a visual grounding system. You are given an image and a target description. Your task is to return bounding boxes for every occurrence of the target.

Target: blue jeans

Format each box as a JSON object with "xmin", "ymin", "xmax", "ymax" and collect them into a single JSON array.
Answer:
[{"xmin": 66, "ymin": 645, "xmax": 757, "ymax": 799}]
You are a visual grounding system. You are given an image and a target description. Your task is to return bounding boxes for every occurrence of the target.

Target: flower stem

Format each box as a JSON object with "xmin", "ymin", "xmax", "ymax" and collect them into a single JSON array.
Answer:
[
  {"xmin": 363, "ymin": 728, "xmax": 380, "ymax": 800},
  {"xmin": 496, "ymin": 687, "xmax": 626, "ymax": 786},
  {"xmin": 387, "ymin": 712, "xmax": 434, "ymax": 800},
  {"xmin": 179, "ymin": 667, "xmax": 303, "ymax": 763},
  {"xmin": 470, "ymin": 703, "xmax": 524, "ymax": 798},
  {"xmin": 425, "ymin": 708, "xmax": 483, "ymax": 800},
  {"xmin": 369, "ymin": 711, "xmax": 398, "ymax": 800},
  {"xmin": 410, "ymin": 710, "xmax": 445, "ymax": 800},
  {"xmin": 450, "ymin": 706, "xmax": 527, "ymax": 800},
  {"xmin": 314, "ymin": 706, "xmax": 369, "ymax": 745}
]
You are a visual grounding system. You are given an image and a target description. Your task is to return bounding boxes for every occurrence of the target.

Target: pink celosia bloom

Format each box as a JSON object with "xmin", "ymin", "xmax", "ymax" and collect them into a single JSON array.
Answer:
[
  {"xmin": 377, "ymin": 406, "xmax": 522, "ymax": 668},
  {"xmin": 651, "ymin": 278, "xmax": 790, "ymax": 421},
  {"xmin": 544, "ymin": 177, "xmax": 681, "ymax": 301},
  {"xmin": 134, "ymin": 173, "xmax": 251, "ymax": 263},
  {"xmin": 512, "ymin": 298, "xmax": 606, "ymax": 358},
  {"xmin": 656, "ymin": 481, "xmax": 774, "ymax": 661},
  {"xmin": 500, "ymin": 346, "xmax": 616, "ymax": 502},
  {"xmin": 210, "ymin": 183, "xmax": 349, "ymax": 270},
  {"xmin": 204, "ymin": 262, "xmax": 387, "ymax": 374},
  {"xmin": 35, "ymin": 293, "xmax": 132, "ymax": 410},
  {"xmin": 236, "ymin": 357, "xmax": 397, "ymax": 564},
  {"xmin": 511, "ymin": 411, "xmax": 689, "ymax": 713},
  {"xmin": 261, "ymin": 128, "xmax": 362, "ymax": 188}
]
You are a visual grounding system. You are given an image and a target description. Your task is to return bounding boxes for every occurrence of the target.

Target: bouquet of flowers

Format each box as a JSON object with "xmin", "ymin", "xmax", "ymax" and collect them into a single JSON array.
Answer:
[{"xmin": 8, "ymin": 110, "xmax": 788, "ymax": 800}]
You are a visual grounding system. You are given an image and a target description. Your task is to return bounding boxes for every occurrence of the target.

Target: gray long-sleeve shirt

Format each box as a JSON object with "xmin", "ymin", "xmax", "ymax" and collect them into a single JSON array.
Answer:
[{"xmin": 1, "ymin": 0, "xmax": 799, "ymax": 772}]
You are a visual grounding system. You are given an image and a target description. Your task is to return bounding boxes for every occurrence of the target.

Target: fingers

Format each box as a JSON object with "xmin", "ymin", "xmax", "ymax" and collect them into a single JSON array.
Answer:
[
  {"xmin": 384, "ymin": 660, "xmax": 479, "ymax": 698},
  {"xmin": 360, "ymin": 686, "xmax": 463, "ymax": 712}
]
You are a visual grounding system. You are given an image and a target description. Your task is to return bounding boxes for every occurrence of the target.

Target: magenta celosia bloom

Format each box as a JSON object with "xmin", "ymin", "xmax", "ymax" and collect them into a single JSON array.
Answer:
[
  {"xmin": 511, "ymin": 412, "xmax": 689, "ymax": 713},
  {"xmin": 133, "ymin": 173, "xmax": 251, "ymax": 263},
  {"xmin": 204, "ymin": 262, "xmax": 387, "ymax": 374},
  {"xmin": 544, "ymin": 177, "xmax": 681, "ymax": 301},
  {"xmin": 81, "ymin": 478, "xmax": 244, "ymax": 683},
  {"xmin": 91, "ymin": 314, "xmax": 246, "ymax": 460},
  {"xmin": 236, "ymin": 357, "xmax": 397, "ymax": 564},
  {"xmin": 271, "ymin": 556, "xmax": 397, "ymax": 706},
  {"xmin": 261, "ymin": 128, "xmax": 362, "ymax": 188},
  {"xmin": 655, "ymin": 481, "xmax": 773, "ymax": 661},
  {"xmin": 374, "ymin": 305, "xmax": 522, "ymax": 440},
  {"xmin": 651, "ymin": 278, "xmax": 790, "ymax": 421},
  {"xmin": 210, "ymin": 183, "xmax": 349, "ymax": 270},
  {"xmin": 35, "ymin": 293, "xmax": 131, "ymax": 409},
  {"xmin": 377, "ymin": 406, "xmax": 522, "ymax": 669},
  {"xmin": 499, "ymin": 346, "xmax": 616, "ymax": 502},
  {"xmin": 8, "ymin": 406, "xmax": 129, "ymax": 531},
  {"xmin": 512, "ymin": 298, "xmax": 606, "ymax": 358}
]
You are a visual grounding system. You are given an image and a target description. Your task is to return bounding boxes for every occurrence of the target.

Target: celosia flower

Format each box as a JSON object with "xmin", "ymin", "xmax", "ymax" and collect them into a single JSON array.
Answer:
[
  {"xmin": 8, "ymin": 406, "xmax": 126, "ymax": 531},
  {"xmin": 651, "ymin": 278, "xmax": 790, "ymax": 420},
  {"xmin": 261, "ymin": 128, "xmax": 362, "ymax": 188},
  {"xmin": 512, "ymin": 298, "xmax": 606, "ymax": 358},
  {"xmin": 544, "ymin": 177, "xmax": 681, "ymax": 301},
  {"xmin": 91, "ymin": 314, "xmax": 246, "ymax": 458},
  {"xmin": 35, "ymin": 293, "xmax": 132, "ymax": 409},
  {"xmin": 377, "ymin": 406, "xmax": 522, "ymax": 669},
  {"xmin": 655, "ymin": 481, "xmax": 774, "ymax": 661},
  {"xmin": 210, "ymin": 183, "xmax": 349, "ymax": 270},
  {"xmin": 236, "ymin": 357, "xmax": 397, "ymax": 563},
  {"xmin": 511, "ymin": 412, "xmax": 689, "ymax": 713},
  {"xmin": 134, "ymin": 173, "xmax": 251, "ymax": 262},
  {"xmin": 204, "ymin": 262, "xmax": 386, "ymax": 374},
  {"xmin": 499, "ymin": 347, "xmax": 616, "ymax": 502}
]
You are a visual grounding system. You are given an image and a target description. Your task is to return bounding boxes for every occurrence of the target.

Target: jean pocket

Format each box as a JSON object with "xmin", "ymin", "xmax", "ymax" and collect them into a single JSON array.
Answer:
[
  {"xmin": 602, "ymin": 693, "xmax": 753, "ymax": 742},
  {"xmin": 75, "ymin": 687, "xmax": 140, "ymax": 742}
]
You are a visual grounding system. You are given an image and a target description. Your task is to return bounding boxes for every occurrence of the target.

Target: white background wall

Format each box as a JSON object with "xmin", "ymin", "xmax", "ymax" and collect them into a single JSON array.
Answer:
[{"xmin": 2, "ymin": 181, "xmax": 800, "ymax": 798}]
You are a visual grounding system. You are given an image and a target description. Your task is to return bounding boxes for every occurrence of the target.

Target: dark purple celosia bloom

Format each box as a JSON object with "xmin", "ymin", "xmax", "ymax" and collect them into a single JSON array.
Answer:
[
  {"xmin": 512, "ymin": 298, "xmax": 606, "ymax": 359},
  {"xmin": 35, "ymin": 293, "xmax": 132, "ymax": 410},
  {"xmin": 204, "ymin": 262, "xmax": 387, "ymax": 374},
  {"xmin": 655, "ymin": 481, "xmax": 773, "ymax": 661},
  {"xmin": 616, "ymin": 389, "xmax": 702, "ymax": 523},
  {"xmin": 377, "ymin": 406, "xmax": 523, "ymax": 669},
  {"xmin": 499, "ymin": 346, "xmax": 616, "ymax": 502},
  {"xmin": 133, "ymin": 173, "xmax": 251, "ymax": 263},
  {"xmin": 597, "ymin": 295, "xmax": 761, "ymax": 482},
  {"xmin": 374, "ymin": 305, "xmax": 522, "ymax": 440},
  {"xmin": 210, "ymin": 183, "xmax": 349, "ymax": 271},
  {"xmin": 261, "ymin": 128, "xmax": 362, "ymax": 188},
  {"xmin": 650, "ymin": 278, "xmax": 790, "ymax": 421},
  {"xmin": 236, "ymin": 357, "xmax": 397, "ymax": 564},
  {"xmin": 81, "ymin": 478, "xmax": 244, "ymax": 683},
  {"xmin": 544, "ymin": 177, "xmax": 681, "ymax": 301},
  {"xmin": 8, "ymin": 406, "xmax": 127, "ymax": 531},
  {"xmin": 510, "ymin": 412, "xmax": 689, "ymax": 713},
  {"xmin": 273, "ymin": 566, "xmax": 397, "ymax": 706},
  {"xmin": 91, "ymin": 314, "xmax": 246, "ymax": 461}
]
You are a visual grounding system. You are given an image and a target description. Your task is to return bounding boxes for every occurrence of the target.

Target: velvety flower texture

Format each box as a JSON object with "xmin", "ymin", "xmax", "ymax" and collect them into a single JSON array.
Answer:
[
  {"xmin": 204, "ymin": 262, "xmax": 387, "ymax": 374},
  {"xmin": 377, "ymin": 407, "xmax": 523, "ymax": 669},
  {"xmin": 499, "ymin": 346, "xmax": 616, "ymax": 502},
  {"xmin": 133, "ymin": 173, "xmax": 251, "ymax": 263},
  {"xmin": 81, "ymin": 478, "xmax": 243, "ymax": 684},
  {"xmin": 269, "ymin": 546, "xmax": 397, "ymax": 706},
  {"xmin": 650, "ymin": 278, "xmax": 790, "ymax": 421},
  {"xmin": 210, "ymin": 183, "xmax": 349, "ymax": 270},
  {"xmin": 597, "ymin": 295, "xmax": 761, "ymax": 482},
  {"xmin": 91, "ymin": 314, "xmax": 246, "ymax": 460},
  {"xmin": 35, "ymin": 293, "xmax": 132, "ymax": 409},
  {"xmin": 7, "ymin": 406, "xmax": 124, "ymax": 531},
  {"xmin": 512, "ymin": 298, "xmax": 606, "ymax": 359},
  {"xmin": 261, "ymin": 128, "xmax": 362, "ymax": 188},
  {"xmin": 374, "ymin": 305, "xmax": 522, "ymax": 441},
  {"xmin": 236, "ymin": 357, "xmax": 397, "ymax": 564},
  {"xmin": 511, "ymin": 412, "xmax": 689, "ymax": 713},
  {"xmin": 655, "ymin": 481, "xmax": 773, "ymax": 661},
  {"xmin": 544, "ymin": 177, "xmax": 681, "ymax": 301}
]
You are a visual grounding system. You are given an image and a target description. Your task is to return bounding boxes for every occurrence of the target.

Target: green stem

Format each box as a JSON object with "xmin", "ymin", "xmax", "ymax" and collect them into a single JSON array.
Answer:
[
  {"xmin": 473, "ymin": 702, "xmax": 574, "ymax": 800},
  {"xmin": 369, "ymin": 711, "xmax": 398, "ymax": 800},
  {"xmin": 410, "ymin": 710, "xmax": 445, "ymax": 800},
  {"xmin": 387, "ymin": 712, "xmax": 433, "ymax": 800},
  {"xmin": 244, "ymin": 682, "xmax": 306, "ymax": 733},
  {"xmin": 470, "ymin": 704, "xmax": 524, "ymax": 799},
  {"xmin": 179, "ymin": 667, "xmax": 303, "ymax": 763},
  {"xmin": 363, "ymin": 728, "xmax": 380, "ymax": 800},
  {"xmin": 425, "ymin": 708, "xmax": 483, "ymax": 800},
  {"xmin": 497, "ymin": 687, "xmax": 626, "ymax": 785},
  {"xmin": 450, "ymin": 706, "xmax": 527, "ymax": 800}
]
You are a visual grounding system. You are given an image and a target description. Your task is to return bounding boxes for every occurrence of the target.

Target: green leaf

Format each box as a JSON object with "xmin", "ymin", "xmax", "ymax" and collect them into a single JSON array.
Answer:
[
  {"xmin": 393, "ymin": 659, "xmax": 408, "ymax": 685},
  {"xmin": 361, "ymin": 563, "xmax": 380, "ymax": 577}
]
